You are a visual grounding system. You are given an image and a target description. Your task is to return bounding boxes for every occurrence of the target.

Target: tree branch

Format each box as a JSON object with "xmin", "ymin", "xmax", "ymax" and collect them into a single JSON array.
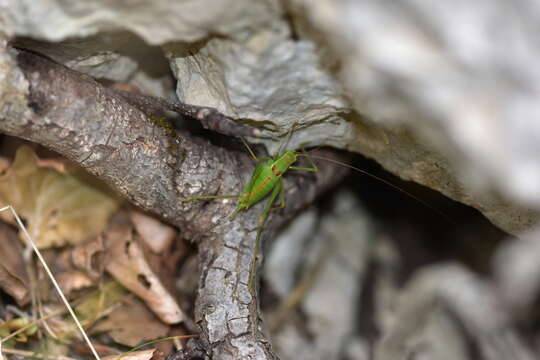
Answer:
[
  {"xmin": 1, "ymin": 47, "xmax": 347, "ymax": 359},
  {"xmin": 111, "ymin": 88, "xmax": 261, "ymax": 138}
]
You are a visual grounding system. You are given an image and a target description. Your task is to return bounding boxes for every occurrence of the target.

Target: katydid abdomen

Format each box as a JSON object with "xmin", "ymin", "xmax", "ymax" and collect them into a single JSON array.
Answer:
[{"xmin": 237, "ymin": 151, "xmax": 298, "ymax": 210}]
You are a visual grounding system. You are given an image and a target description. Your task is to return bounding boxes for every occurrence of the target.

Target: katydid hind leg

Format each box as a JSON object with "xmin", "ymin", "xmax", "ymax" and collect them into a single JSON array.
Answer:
[
  {"xmin": 272, "ymin": 181, "xmax": 286, "ymax": 210},
  {"xmin": 248, "ymin": 178, "xmax": 284, "ymax": 294},
  {"xmin": 258, "ymin": 179, "xmax": 284, "ymax": 226}
]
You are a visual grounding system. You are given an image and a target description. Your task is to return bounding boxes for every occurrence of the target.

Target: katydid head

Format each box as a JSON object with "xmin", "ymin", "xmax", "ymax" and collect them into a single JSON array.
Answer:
[{"xmin": 281, "ymin": 150, "xmax": 297, "ymax": 165}]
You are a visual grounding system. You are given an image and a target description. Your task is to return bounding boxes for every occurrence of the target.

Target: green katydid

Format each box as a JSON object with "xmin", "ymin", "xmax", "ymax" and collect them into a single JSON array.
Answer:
[
  {"xmin": 180, "ymin": 134, "xmax": 318, "ymax": 294},
  {"xmin": 180, "ymin": 140, "xmax": 317, "ymax": 223}
]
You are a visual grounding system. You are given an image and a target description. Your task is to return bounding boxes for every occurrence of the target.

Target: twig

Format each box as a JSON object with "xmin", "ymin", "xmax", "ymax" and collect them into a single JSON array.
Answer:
[{"xmin": 111, "ymin": 89, "xmax": 260, "ymax": 138}]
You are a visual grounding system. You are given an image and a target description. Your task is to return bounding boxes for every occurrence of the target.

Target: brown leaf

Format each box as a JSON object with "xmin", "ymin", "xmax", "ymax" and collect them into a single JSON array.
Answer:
[
  {"xmin": 0, "ymin": 157, "xmax": 10, "ymax": 175},
  {"xmin": 129, "ymin": 211, "xmax": 176, "ymax": 254},
  {"xmin": 129, "ymin": 211, "xmax": 188, "ymax": 295},
  {"xmin": 0, "ymin": 146, "xmax": 120, "ymax": 248},
  {"xmin": 49, "ymin": 236, "xmax": 105, "ymax": 295},
  {"xmin": 149, "ymin": 349, "xmax": 166, "ymax": 360},
  {"xmin": 0, "ymin": 222, "xmax": 29, "ymax": 305},
  {"xmin": 70, "ymin": 235, "xmax": 105, "ymax": 281},
  {"xmin": 102, "ymin": 349, "xmax": 157, "ymax": 360},
  {"xmin": 93, "ymin": 297, "xmax": 169, "ymax": 347},
  {"xmin": 55, "ymin": 270, "xmax": 94, "ymax": 295},
  {"xmin": 104, "ymin": 217, "xmax": 184, "ymax": 324},
  {"xmin": 35, "ymin": 158, "xmax": 69, "ymax": 173},
  {"xmin": 71, "ymin": 342, "xmax": 120, "ymax": 357}
]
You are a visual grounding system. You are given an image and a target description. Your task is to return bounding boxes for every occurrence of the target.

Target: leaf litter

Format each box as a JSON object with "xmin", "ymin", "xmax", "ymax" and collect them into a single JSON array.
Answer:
[{"xmin": 0, "ymin": 144, "xmax": 195, "ymax": 360}]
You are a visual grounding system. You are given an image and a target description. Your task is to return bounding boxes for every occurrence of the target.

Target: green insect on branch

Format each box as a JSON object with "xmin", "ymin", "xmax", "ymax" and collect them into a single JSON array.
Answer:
[
  {"xmin": 180, "ymin": 136, "xmax": 319, "ymax": 294},
  {"xmin": 2, "ymin": 48, "xmax": 349, "ymax": 359}
]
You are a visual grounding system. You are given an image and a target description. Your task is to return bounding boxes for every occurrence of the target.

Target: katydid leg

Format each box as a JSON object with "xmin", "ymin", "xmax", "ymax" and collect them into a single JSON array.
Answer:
[
  {"xmin": 257, "ymin": 179, "xmax": 284, "ymax": 226},
  {"xmin": 273, "ymin": 182, "xmax": 286, "ymax": 210},
  {"xmin": 248, "ymin": 178, "xmax": 284, "ymax": 295}
]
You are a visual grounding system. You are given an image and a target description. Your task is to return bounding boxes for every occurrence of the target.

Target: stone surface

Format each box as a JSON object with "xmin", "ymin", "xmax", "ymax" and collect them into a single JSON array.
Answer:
[
  {"xmin": 13, "ymin": 34, "xmax": 174, "ymax": 97},
  {"xmin": 166, "ymin": 31, "xmax": 352, "ymax": 155},
  {"xmin": 291, "ymin": 0, "xmax": 540, "ymax": 233},
  {"xmin": 2, "ymin": 0, "xmax": 277, "ymax": 44},
  {"xmin": 266, "ymin": 192, "xmax": 371, "ymax": 360}
]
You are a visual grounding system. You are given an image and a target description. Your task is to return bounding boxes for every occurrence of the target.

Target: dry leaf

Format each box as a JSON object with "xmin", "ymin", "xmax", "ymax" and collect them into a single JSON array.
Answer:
[
  {"xmin": 0, "ymin": 146, "xmax": 120, "ymax": 248},
  {"xmin": 137, "ymin": 236, "xmax": 183, "ymax": 299},
  {"xmin": 129, "ymin": 211, "xmax": 176, "ymax": 254},
  {"xmin": 70, "ymin": 235, "xmax": 105, "ymax": 280},
  {"xmin": 35, "ymin": 158, "xmax": 68, "ymax": 173},
  {"xmin": 93, "ymin": 297, "xmax": 169, "ymax": 347},
  {"xmin": 71, "ymin": 342, "xmax": 120, "ymax": 357},
  {"xmin": 104, "ymin": 218, "xmax": 184, "ymax": 324},
  {"xmin": 102, "ymin": 349, "xmax": 157, "ymax": 360},
  {"xmin": 0, "ymin": 222, "xmax": 29, "ymax": 305},
  {"xmin": 51, "ymin": 236, "xmax": 105, "ymax": 295},
  {"xmin": 0, "ymin": 156, "xmax": 10, "ymax": 174},
  {"xmin": 129, "ymin": 211, "xmax": 188, "ymax": 297},
  {"xmin": 55, "ymin": 271, "xmax": 94, "ymax": 295}
]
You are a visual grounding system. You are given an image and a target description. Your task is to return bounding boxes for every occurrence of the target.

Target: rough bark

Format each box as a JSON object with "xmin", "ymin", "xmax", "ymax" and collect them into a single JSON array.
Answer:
[{"xmin": 0, "ymin": 47, "xmax": 346, "ymax": 359}]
